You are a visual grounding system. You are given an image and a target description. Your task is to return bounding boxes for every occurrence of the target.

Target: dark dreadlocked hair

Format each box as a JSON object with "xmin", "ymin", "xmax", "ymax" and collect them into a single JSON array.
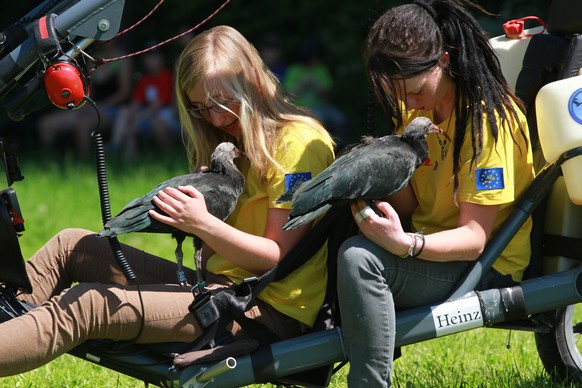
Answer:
[{"xmin": 364, "ymin": 0, "xmax": 528, "ymax": 198}]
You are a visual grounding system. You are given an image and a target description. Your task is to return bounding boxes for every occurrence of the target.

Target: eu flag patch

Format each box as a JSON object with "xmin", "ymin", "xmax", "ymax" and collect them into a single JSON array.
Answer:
[
  {"xmin": 475, "ymin": 168, "xmax": 504, "ymax": 190},
  {"xmin": 285, "ymin": 172, "xmax": 311, "ymax": 191}
]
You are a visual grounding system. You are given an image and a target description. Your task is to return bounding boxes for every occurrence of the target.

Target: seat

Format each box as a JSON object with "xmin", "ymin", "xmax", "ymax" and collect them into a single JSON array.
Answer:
[
  {"xmin": 68, "ymin": 205, "xmax": 358, "ymax": 387},
  {"xmin": 511, "ymin": 0, "xmax": 582, "ymax": 280},
  {"xmin": 0, "ymin": 187, "xmax": 31, "ymax": 293},
  {"xmin": 448, "ymin": 0, "xmax": 582, "ymax": 298}
]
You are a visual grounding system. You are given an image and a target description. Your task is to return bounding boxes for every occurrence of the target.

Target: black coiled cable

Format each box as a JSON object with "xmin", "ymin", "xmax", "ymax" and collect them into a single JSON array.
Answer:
[
  {"xmin": 84, "ymin": 96, "xmax": 135, "ymax": 281},
  {"xmin": 86, "ymin": 95, "xmax": 144, "ymax": 345},
  {"xmin": 91, "ymin": 128, "xmax": 136, "ymax": 282}
]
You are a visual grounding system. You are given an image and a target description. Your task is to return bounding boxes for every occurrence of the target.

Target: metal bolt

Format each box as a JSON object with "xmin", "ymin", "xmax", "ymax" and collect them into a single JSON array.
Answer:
[{"xmin": 98, "ymin": 19, "xmax": 110, "ymax": 32}]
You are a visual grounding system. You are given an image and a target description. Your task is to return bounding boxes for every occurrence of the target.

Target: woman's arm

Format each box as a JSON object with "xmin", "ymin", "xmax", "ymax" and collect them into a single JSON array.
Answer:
[
  {"xmin": 149, "ymin": 185, "xmax": 311, "ymax": 275},
  {"xmin": 386, "ymin": 184, "xmax": 418, "ymax": 220},
  {"xmin": 354, "ymin": 199, "xmax": 499, "ymax": 262}
]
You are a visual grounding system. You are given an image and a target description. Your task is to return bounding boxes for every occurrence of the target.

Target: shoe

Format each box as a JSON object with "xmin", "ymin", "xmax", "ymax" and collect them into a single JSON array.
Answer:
[{"xmin": 0, "ymin": 285, "xmax": 34, "ymax": 323}]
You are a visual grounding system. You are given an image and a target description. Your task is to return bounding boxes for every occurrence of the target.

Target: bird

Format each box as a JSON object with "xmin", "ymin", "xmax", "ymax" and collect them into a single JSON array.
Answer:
[
  {"xmin": 277, "ymin": 116, "xmax": 440, "ymax": 230},
  {"xmin": 99, "ymin": 142, "xmax": 245, "ymax": 287}
]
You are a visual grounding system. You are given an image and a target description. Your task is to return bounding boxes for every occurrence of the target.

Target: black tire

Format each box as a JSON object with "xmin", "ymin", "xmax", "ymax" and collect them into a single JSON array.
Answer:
[{"xmin": 535, "ymin": 305, "xmax": 582, "ymax": 383}]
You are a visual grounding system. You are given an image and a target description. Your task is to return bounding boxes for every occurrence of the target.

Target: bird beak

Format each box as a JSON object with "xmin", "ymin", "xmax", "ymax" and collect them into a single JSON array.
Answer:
[{"xmin": 433, "ymin": 125, "xmax": 451, "ymax": 141}]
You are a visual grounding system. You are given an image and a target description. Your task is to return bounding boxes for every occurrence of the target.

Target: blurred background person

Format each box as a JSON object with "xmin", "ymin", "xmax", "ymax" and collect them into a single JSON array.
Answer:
[
  {"xmin": 259, "ymin": 32, "xmax": 288, "ymax": 81},
  {"xmin": 109, "ymin": 45, "xmax": 179, "ymax": 159},
  {"xmin": 36, "ymin": 40, "xmax": 134, "ymax": 157},
  {"xmin": 283, "ymin": 36, "xmax": 348, "ymax": 144}
]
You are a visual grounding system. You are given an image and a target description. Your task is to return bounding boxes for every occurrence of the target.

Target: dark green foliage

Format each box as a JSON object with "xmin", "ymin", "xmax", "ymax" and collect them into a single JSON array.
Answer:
[{"xmin": 0, "ymin": 0, "xmax": 550, "ymax": 147}]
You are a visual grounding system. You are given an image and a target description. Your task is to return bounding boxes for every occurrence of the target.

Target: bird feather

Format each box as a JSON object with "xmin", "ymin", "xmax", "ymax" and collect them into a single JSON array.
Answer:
[
  {"xmin": 278, "ymin": 117, "xmax": 436, "ymax": 230},
  {"xmin": 99, "ymin": 142, "xmax": 245, "ymax": 238}
]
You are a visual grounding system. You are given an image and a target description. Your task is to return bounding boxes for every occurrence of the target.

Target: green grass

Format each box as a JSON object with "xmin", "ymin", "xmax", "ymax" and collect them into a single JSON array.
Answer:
[{"xmin": 0, "ymin": 152, "xmax": 579, "ymax": 387}]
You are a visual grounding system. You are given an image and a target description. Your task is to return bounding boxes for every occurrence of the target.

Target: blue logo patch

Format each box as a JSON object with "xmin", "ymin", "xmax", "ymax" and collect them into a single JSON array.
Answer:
[
  {"xmin": 568, "ymin": 89, "xmax": 582, "ymax": 124},
  {"xmin": 475, "ymin": 168, "xmax": 504, "ymax": 190},
  {"xmin": 285, "ymin": 172, "xmax": 312, "ymax": 191},
  {"xmin": 569, "ymin": 88, "xmax": 582, "ymax": 125}
]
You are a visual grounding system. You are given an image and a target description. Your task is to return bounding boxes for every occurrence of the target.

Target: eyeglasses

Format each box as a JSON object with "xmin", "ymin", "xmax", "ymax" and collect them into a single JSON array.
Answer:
[{"xmin": 187, "ymin": 99, "xmax": 237, "ymax": 119}]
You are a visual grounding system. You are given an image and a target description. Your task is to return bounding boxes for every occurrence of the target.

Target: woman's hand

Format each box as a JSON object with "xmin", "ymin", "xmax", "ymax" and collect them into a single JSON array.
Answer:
[
  {"xmin": 352, "ymin": 199, "xmax": 500, "ymax": 262},
  {"xmin": 352, "ymin": 200, "xmax": 410, "ymax": 257},
  {"xmin": 149, "ymin": 185, "xmax": 212, "ymax": 235},
  {"xmin": 148, "ymin": 185, "xmax": 309, "ymax": 274}
]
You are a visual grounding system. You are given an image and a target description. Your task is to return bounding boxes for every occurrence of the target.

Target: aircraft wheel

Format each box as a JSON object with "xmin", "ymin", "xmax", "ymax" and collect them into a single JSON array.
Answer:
[{"xmin": 535, "ymin": 304, "xmax": 582, "ymax": 383}]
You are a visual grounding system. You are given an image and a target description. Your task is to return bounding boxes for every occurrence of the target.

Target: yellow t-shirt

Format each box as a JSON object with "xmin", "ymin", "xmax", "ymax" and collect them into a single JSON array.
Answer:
[
  {"xmin": 206, "ymin": 122, "xmax": 335, "ymax": 326},
  {"xmin": 401, "ymin": 107, "xmax": 534, "ymax": 281}
]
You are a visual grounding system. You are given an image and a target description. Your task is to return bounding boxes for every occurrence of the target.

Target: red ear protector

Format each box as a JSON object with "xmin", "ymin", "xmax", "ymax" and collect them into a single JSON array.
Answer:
[
  {"xmin": 42, "ymin": 60, "xmax": 90, "ymax": 110},
  {"xmin": 34, "ymin": 13, "xmax": 91, "ymax": 110}
]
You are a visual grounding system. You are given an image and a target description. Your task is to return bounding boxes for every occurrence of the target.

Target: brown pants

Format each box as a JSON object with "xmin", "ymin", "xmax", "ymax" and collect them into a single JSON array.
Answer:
[{"xmin": 0, "ymin": 228, "xmax": 302, "ymax": 376}]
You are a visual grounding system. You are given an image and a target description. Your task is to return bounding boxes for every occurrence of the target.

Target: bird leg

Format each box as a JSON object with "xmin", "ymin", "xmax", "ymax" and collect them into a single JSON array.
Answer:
[
  {"xmin": 173, "ymin": 234, "xmax": 188, "ymax": 287},
  {"xmin": 193, "ymin": 237, "xmax": 206, "ymax": 293}
]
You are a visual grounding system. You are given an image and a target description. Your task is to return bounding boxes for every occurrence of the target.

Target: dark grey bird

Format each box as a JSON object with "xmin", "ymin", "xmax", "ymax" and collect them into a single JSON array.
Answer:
[
  {"xmin": 99, "ymin": 142, "xmax": 245, "ymax": 287},
  {"xmin": 278, "ymin": 116, "xmax": 440, "ymax": 230}
]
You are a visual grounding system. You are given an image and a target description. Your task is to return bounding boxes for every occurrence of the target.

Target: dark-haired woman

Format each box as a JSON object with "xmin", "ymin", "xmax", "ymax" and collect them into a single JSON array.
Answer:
[{"xmin": 337, "ymin": 1, "xmax": 534, "ymax": 386}]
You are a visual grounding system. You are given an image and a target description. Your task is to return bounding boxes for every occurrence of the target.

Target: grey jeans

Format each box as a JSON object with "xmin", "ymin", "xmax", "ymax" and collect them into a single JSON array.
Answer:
[
  {"xmin": 337, "ymin": 234, "xmax": 476, "ymax": 387},
  {"xmin": 0, "ymin": 228, "xmax": 302, "ymax": 376}
]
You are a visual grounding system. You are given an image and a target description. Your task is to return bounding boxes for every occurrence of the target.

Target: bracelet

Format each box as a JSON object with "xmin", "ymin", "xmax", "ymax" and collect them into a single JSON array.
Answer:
[
  {"xmin": 399, "ymin": 234, "xmax": 415, "ymax": 258},
  {"xmin": 399, "ymin": 231, "xmax": 425, "ymax": 259},
  {"xmin": 409, "ymin": 232, "xmax": 425, "ymax": 258}
]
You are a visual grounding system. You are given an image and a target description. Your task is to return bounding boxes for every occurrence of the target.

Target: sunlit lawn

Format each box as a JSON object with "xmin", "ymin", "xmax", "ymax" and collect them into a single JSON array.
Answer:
[{"xmin": 0, "ymin": 150, "xmax": 579, "ymax": 387}]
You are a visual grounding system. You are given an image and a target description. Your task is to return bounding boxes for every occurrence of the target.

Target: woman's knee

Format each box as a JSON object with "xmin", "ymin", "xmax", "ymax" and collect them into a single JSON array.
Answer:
[
  {"xmin": 58, "ymin": 228, "xmax": 110, "ymax": 254},
  {"xmin": 338, "ymin": 235, "xmax": 380, "ymax": 281},
  {"xmin": 59, "ymin": 227, "xmax": 95, "ymax": 239},
  {"xmin": 49, "ymin": 228, "xmax": 95, "ymax": 250},
  {"xmin": 40, "ymin": 228, "xmax": 105, "ymax": 273}
]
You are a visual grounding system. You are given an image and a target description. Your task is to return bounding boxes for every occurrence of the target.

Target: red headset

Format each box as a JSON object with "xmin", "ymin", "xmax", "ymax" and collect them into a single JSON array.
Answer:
[
  {"xmin": 35, "ymin": 14, "xmax": 90, "ymax": 110},
  {"xmin": 42, "ymin": 60, "xmax": 89, "ymax": 109}
]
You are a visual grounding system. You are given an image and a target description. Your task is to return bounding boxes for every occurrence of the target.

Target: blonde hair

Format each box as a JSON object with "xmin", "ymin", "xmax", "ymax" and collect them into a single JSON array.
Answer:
[{"xmin": 176, "ymin": 25, "xmax": 334, "ymax": 182}]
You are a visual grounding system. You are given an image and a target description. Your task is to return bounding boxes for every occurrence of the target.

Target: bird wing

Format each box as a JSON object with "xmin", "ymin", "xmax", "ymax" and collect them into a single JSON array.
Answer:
[
  {"xmin": 282, "ymin": 136, "xmax": 419, "ymax": 229},
  {"xmin": 198, "ymin": 174, "xmax": 244, "ymax": 221},
  {"xmin": 291, "ymin": 136, "xmax": 416, "ymax": 211},
  {"xmin": 99, "ymin": 171, "xmax": 242, "ymax": 237},
  {"xmin": 285, "ymin": 142, "xmax": 369, "ymax": 211},
  {"xmin": 331, "ymin": 138, "xmax": 418, "ymax": 200}
]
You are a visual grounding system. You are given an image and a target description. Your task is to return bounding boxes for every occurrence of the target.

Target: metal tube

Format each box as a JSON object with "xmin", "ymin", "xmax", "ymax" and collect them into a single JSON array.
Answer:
[
  {"xmin": 179, "ymin": 268, "xmax": 582, "ymax": 387},
  {"xmin": 521, "ymin": 267, "xmax": 582, "ymax": 313},
  {"xmin": 0, "ymin": 0, "xmax": 118, "ymax": 93},
  {"xmin": 449, "ymin": 159, "xmax": 565, "ymax": 299},
  {"xmin": 180, "ymin": 328, "xmax": 346, "ymax": 387},
  {"xmin": 395, "ymin": 292, "xmax": 485, "ymax": 346},
  {"xmin": 194, "ymin": 357, "xmax": 236, "ymax": 384},
  {"xmin": 397, "ymin": 267, "xmax": 582, "ymax": 346}
]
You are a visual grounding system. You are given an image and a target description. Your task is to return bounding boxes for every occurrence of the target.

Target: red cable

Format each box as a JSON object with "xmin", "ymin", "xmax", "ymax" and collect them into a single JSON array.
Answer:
[
  {"xmin": 115, "ymin": 0, "xmax": 166, "ymax": 38},
  {"xmin": 99, "ymin": 0, "xmax": 232, "ymax": 65}
]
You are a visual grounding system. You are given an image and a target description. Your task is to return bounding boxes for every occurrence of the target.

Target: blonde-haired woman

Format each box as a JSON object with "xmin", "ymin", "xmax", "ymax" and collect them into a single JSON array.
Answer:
[{"xmin": 0, "ymin": 25, "xmax": 335, "ymax": 376}]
